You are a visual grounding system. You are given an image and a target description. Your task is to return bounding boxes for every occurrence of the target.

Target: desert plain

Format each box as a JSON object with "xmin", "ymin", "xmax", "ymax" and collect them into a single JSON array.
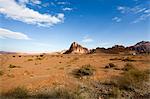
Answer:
[{"xmin": 0, "ymin": 53, "xmax": 150, "ymax": 98}]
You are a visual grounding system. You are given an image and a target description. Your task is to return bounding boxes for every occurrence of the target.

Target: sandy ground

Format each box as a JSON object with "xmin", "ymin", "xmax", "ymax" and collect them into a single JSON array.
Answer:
[{"xmin": 0, "ymin": 53, "xmax": 150, "ymax": 93}]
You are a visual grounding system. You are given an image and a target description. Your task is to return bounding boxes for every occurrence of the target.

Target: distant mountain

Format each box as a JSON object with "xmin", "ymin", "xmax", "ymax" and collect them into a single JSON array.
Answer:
[
  {"xmin": 90, "ymin": 41, "xmax": 150, "ymax": 54},
  {"xmin": 90, "ymin": 45, "xmax": 127, "ymax": 54},
  {"xmin": 1, "ymin": 41, "xmax": 149, "ymax": 55},
  {"xmin": 0, "ymin": 51, "xmax": 17, "ymax": 54},
  {"xmin": 129, "ymin": 41, "xmax": 150, "ymax": 54},
  {"xmin": 64, "ymin": 42, "xmax": 89, "ymax": 54}
]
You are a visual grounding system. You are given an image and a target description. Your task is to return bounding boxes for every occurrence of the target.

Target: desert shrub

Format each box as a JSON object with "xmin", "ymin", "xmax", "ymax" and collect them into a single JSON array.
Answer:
[
  {"xmin": 4, "ymin": 87, "xmax": 29, "ymax": 98},
  {"xmin": 2, "ymin": 86, "xmax": 84, "ymax": 99},
  {"xmin": 68, "ymin": 57, "xmax": 79, "ymax": 64},
  {"xmin": 9, "ymin": 64, "xmax": 20, "ymax": 68},
  {"xmin": 74, "ymin": 57, "xmax": 79, "ymax": 60},
  {"xmin": 110, "ymin": 57, "xmax": 122, "ymax": 61},
  {"xmin": 0, "ymin": 70, "xmax": 4, "ymax": 76},
  {"xmin": 73, "ymin": 64, "xmax": 95, "ymax": 78},
  {"xmin": 27, "ymin": 59, "xmax": 33, "ymax": 61},
  {"xmin": 91, "ymin": 81, "xmax": 121, "ymax": 99},
  {"xmin": 117, "ymin": 69, "xmax": 149, "ymax": 90},
  {"xmin": 105, "ymin": 63, "xmax": 116, "ymax": 68},
  {"xmin": 109, "ymin": 87, "xmax": 121, "ymax": 98},
  {"xmin": 40, "ymin": 54, "xmax": 44, "ymax": 57},
  {"xmin": 7, "ymin": 74, "xmax": 15, "ymax": 78},
  {"xmin": 92, "ymin": 68, "xmax": 150, "ymax": 98},
  {"xmin": 113, "ymin": 67, "xmax": 121, "ymax": 70},
  {"xmin": 122, "ymin": 57, "xmax": 135, "ymax": 62},
  {"xmin": 122, "ymin": 63, "xmax": 135, "ymax": 71},
  {"xmin": 9, "ymin": 64, "xmax": 17, "ymax": 68},
  {"xmin": 36, "ymin": 57, "xmax": 43, "ymax": 60},
  {"xmin": 35, "ymin": 87, "xmax": 83, "ymax": 99}
]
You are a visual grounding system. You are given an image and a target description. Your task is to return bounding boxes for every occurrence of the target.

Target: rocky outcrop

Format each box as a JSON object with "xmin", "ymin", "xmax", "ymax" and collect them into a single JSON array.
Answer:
[
  {"xmin": 90, "ymin": 45, "xmax": 127, "ymax": 54},
  {"xmin": 90, "ymin": 41, "xmax": 150, "ymax": 54},
  {"xmin": 129, "ymin": 41, "xmax": 150, "ymax": 54},
  {"xmin": 63, "ymin": 41, "xmax": 150, "ymax": 54},
  {"xmin": 64, "ymin": 42, "xmax": 89, "ymax": 54}
]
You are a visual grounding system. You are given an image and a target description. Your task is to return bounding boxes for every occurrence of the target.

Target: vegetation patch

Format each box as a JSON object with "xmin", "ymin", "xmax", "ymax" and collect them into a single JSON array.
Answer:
[
  {"xmin": 2, "ymin": 87, "xmax": 84, "ymax": 99},
  {"xmin": 122, "ymin": 57, "xmax": 135, "ymax": 62},
  {"xmin": 35, "ymin": 87, "xmax": 83, "ymax": 99},
  {"xmin": 7, "ymin": 74, "xmax": 15, "ymax": 78},
  {"xmin": 122, "ymin": 63, "xmax": 135, "ymax": 71},
  {"xmin": 105, "ymin": 63, "xmax": 116, "ymax": 69},
  {"xmin": 92, "ymin": 63, "xmax": 150, "ymax": 99},
  {"xmin": 0, "ymin": 70, "xmax": 4, "ymax": 76},
  {"xmin": 74, "ymin": 57, "xmax": 79, "ymax": 60},
  {"xmin": 110, "ymin": 57, "xmax": 122, "ymax": 61},
  {"xmin": 68, "ymin": 57, "xmax": 79, "ymax": 64},
  {"xmin": 117, "ymin": 68, "xmax": 149, "ymax": 90},
  {"xmin": 9, "ymin": 64, "xmax": 20, "ymax": 68},
  {"xmin": 36, "ymin": 57, "xmax": 43, "ymax": 60},
  {"xmin": 3, "ymin": 87, "xmax": 29, "ymax": 98},
  {"xmin": 40, "ymin": 54, "xmax": 44, "ymax": 57},
  {"xmin": 27, "ymin": 59, "xmax": 33, "ymax": 61},
  {"xmin": 73, "ymin": 64, "xmax": 95, "ymax": 78}
]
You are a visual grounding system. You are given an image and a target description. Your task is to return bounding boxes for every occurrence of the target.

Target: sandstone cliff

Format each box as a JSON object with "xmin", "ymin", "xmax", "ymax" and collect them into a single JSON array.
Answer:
[{"xmin": 64, "ymin": 42, "xmax": 89, "ymax": 54}]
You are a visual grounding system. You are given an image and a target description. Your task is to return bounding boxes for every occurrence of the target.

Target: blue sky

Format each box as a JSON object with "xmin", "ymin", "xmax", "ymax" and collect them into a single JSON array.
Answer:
[{"xmin": 0, "ymin": 0, "xmax": 150, "ymax": 53}]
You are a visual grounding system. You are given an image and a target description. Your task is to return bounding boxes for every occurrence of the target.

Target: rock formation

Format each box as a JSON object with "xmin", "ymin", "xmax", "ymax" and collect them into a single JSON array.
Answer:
[
  {"xmin": 64, "ymin": 42, "xmax": 89, "ymax": 54},
  {"xmin": 129, "ymin": 41, "xmax": 150, "ymax": 54},
  {"xmin": 90, "ymin": 45, "xmax": 127, "ymax": 54}
]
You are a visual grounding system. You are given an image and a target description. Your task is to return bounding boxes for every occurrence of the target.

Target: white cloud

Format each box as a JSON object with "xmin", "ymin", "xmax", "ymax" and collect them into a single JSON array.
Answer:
[
  {"xmin": 117, "ymin": 6, "xmax": 127, "ymax": 13},
  {"xmin": 132, "ymin": 13, "xmax": 150, "ymax": 23},
  {"xmin": 63, "ymin": 7, "xmax": 73, "ymax": 11},
  {"xmin": 57, "ymin": 2, "xmax": 70, "ymax": 5},
  {"xmin": 112, "ymin": 17, "xmax": 122, "ymax": 22},
  {"xmin": 0, "ymin": 0, "xmax": 64, "ymax": 27},
  {"xmin": 117, "ymin": 5, "xmax": 150, "ymax": 23},
  {"xmin": 0, "ymin": 28, "xmax": 30, "ymax": 40},
  {"xmin": 42, "ymin": 3, "xmax": 50, "ymax": 7},
  {"xmin": 117, "ymin": 6, "xmax": 147, "ymax": 14},
  {"xmin": 82, "ymin": 35, "xmax": 93, "ymax": 43},
  {"xmin": 144, "ymin": 9, "xmax": 150, "ymax": 13},
  {"xmin": 18, "ymin": 0, "xmax": 41, "ymax": 5},
  {"xmin": 30, "ymin": 0, "xmax": 41, "ymax": 4},
  {"xmin": 18, "ymin": 0, "xmax": 29, "ymax": 6}
]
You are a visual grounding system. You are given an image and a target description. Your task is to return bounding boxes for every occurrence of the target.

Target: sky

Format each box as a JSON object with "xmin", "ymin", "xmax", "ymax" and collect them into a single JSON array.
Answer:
[{"xmin": 0, "ymin": 0, "xmax": 150, "ymax": 53}]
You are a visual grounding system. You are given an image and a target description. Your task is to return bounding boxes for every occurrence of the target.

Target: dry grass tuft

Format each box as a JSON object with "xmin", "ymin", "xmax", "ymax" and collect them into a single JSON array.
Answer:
[
  {"xmin": 72, "ymin": 64, "xmax": 95, "ymax": 78},
  {"xmin": 9, "ymin": 64, "xmax": 20, "ymax": 68},
  {"xmin": 0, "ymin": 70, "xmax": 4, "ymax": 76},
  {"xmin": 3, "ymin": 87, "xmax": 28, "ymax": 98},
  {"xmin": 105, "ymin": 63, "xmax": 116, "ymax": 68}
]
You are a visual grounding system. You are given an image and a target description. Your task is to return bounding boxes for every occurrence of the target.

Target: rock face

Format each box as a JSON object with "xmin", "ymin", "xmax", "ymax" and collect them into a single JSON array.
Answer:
[
  {"xmin": 90, "ymin": 45, "xmax": 127, "ymax": 54},
  {"xmin": 90, "ymin": 41, "xmax": 150, "ymax": 54},
  {"xmin": 63, "ymin": 41, "xmax": 150, "ymax": 54},
  {"xmin": 129, "ymin": 41, "xmax": 150, "ymax": 54},
  {"xmin": 64, "ymin": 42, "xmax": 89, "ymax": 54}
]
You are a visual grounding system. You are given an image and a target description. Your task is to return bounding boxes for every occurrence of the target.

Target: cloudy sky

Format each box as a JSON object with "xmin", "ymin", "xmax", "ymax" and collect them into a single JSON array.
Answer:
[{"xmin": 0, "ymin": 0, "xmax": 150, "ymax": 52}]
